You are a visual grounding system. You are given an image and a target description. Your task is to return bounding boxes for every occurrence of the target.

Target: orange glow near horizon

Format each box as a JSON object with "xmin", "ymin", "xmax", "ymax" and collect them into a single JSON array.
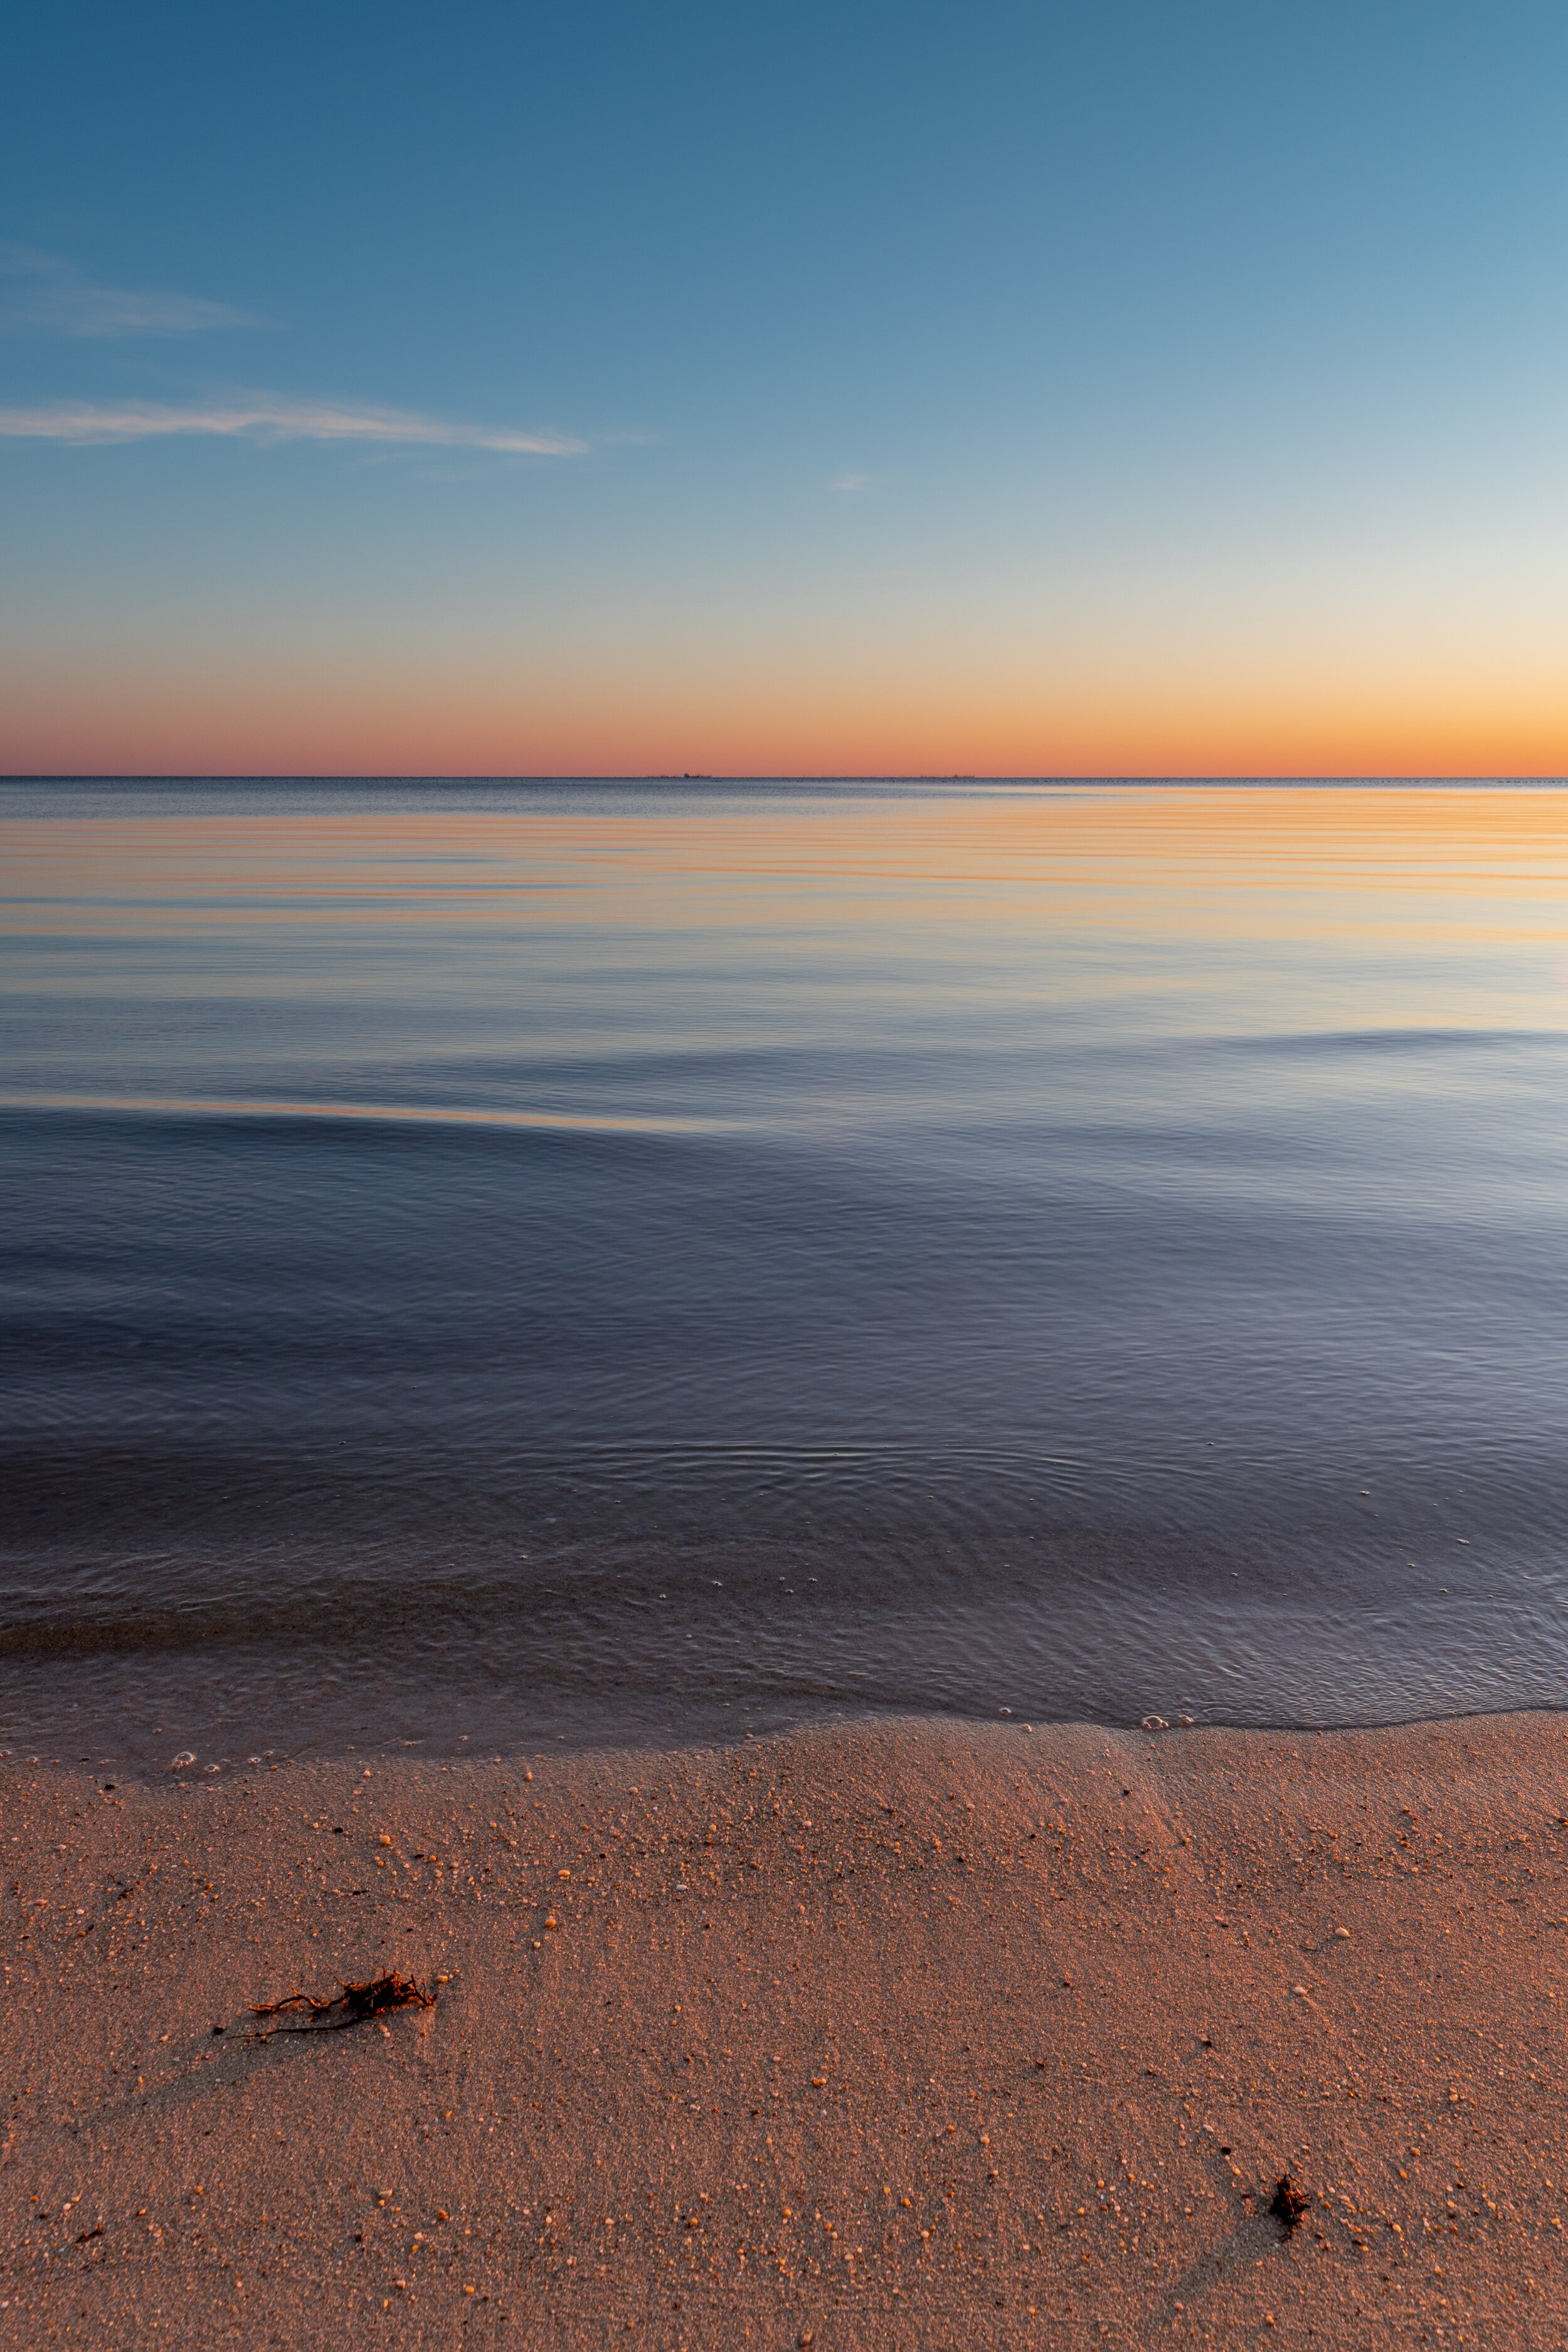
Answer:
[{"xmin": 6, "ymin": 638, "xmax": 1568, "ymax": 778}]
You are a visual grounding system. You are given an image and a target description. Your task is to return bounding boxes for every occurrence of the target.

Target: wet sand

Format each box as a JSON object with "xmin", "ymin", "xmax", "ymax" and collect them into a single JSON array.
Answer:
[{"xmin": 3, "ymin": 1710, "xmax": 1566, "ymax": 2347}]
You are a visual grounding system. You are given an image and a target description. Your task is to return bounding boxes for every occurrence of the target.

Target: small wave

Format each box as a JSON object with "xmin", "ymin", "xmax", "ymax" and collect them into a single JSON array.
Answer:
[
  {"xmin": 0, "ymin": 1090, "xmax": 731, "ymax": 1136},
  {"xmin": 1221, "ymin": 1027, "xmax": 1565, "ymax": 1057}
]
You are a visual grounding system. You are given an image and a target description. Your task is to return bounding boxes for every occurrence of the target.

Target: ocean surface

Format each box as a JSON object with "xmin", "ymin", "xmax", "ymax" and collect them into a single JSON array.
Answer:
[{"xmin": 4, "ymin": 777, "xmax": 1568, "ymax": 1773}]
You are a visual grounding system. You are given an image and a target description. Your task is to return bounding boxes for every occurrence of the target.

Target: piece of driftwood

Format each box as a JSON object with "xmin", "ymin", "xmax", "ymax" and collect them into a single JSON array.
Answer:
[{"xmin": 248, "ymin": 1972, "xmax": 435, "ymax": 2038}]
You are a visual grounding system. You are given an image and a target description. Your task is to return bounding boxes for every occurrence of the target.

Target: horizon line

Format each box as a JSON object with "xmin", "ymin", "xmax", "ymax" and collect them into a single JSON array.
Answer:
[{"xmin": 3, "ymin": 771, "xmax": 1567, "ymax": 788}]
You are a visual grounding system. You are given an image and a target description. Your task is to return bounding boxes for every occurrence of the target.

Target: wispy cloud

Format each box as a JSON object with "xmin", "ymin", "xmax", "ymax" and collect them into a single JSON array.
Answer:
[
  {"xmin": 832, "ymin": 471, "xmax": 872, "ymax": 492},
  {"xmin": 0, "ymin": 245, "xmax": 258, "ymax": 337},
  {"xmin": 0, "ymin": 395, "xmax": 587, "ymax": 454}
]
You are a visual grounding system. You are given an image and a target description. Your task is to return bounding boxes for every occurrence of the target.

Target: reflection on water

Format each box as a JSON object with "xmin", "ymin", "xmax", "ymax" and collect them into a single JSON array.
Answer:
[{"xmin": 3, "ymin": 778, "xmax": 1567, "ymax": 1767}]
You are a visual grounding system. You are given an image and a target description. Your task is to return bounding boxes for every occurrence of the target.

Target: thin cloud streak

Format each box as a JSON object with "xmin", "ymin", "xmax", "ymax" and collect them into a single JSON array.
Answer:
[
  {"xmin": 0, "ymin": 245, "xmax": 258, "ymax": 337},
  {"xmin": 0, "ymin": 396, "xmax": 588, "ymax": 454}
]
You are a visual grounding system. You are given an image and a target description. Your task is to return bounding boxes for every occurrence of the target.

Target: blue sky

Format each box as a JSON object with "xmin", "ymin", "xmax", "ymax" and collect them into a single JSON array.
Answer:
[{"xmin": 5, "ymin": 2, "xmax": 1568, "ymax": 772}]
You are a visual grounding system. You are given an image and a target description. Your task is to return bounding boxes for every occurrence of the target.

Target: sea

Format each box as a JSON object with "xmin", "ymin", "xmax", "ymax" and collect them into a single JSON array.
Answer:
[{"xmin": 4, "ymin": 776, "xmax": 1567, "ymax": 1774}]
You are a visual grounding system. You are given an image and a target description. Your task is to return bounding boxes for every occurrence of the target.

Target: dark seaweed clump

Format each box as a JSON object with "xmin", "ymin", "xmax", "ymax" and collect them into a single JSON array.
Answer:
[
  {"xmin": 1269, "ymin": 2173, "xmax": 1310, "ymax": 2232},
  {"xmin": 249, "ymin": 1972, "xmax": 435, "ymax": 2038}
]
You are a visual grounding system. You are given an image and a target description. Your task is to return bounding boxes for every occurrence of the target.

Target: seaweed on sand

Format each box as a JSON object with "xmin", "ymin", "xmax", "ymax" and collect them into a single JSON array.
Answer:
[{"xmin": 249, "ymin": 1972, "xmax": 435, "ymax": 2038}]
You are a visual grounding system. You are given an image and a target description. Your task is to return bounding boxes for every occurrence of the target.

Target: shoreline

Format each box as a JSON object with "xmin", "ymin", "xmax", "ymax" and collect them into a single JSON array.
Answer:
[{"xmin": 3, "ymin": 1708, "xmax": 1565, "ymax": 2346}]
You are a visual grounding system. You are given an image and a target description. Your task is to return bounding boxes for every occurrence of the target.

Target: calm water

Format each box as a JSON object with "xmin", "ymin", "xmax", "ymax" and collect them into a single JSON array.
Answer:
[{"xmin": 4, "ymin": 777, "xmax": 1568, "ymax": 1771}]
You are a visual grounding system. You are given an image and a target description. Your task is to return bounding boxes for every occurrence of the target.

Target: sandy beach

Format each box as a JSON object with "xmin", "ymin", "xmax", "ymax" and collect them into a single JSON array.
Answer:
[{"xmin": 3, "ymin": 1709, "xmax": 1565, "ymax": 2347}]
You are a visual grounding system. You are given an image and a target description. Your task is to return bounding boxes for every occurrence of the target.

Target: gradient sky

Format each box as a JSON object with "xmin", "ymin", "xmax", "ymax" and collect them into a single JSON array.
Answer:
[{"xmin": 5, "ymin": 1, "xmax": 1568, "ymax": 776}]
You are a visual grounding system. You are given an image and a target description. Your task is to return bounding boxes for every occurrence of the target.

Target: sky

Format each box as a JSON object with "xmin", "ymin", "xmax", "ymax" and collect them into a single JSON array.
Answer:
[{"xmin": 4, "ymin": 0, "xmax": 1568, "ymax": 776}]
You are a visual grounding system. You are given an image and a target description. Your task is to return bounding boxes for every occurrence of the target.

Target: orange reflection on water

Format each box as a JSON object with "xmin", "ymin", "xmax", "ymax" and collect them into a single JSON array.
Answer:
[{"xmin": 6, "ymin": 785, "xmax": 1568, "ymax": 950}]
